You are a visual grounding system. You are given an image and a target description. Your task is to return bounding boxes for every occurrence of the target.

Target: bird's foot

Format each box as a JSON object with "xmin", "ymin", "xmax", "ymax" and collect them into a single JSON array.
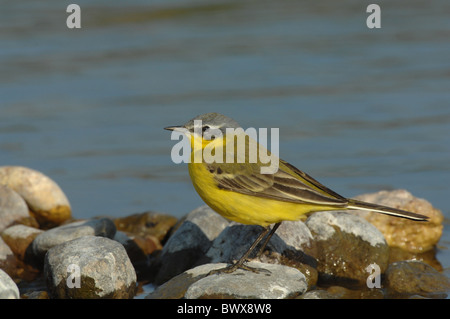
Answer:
[{"xmin": 207, "ymin": 261, "xmax": 271, "ymax": 276}]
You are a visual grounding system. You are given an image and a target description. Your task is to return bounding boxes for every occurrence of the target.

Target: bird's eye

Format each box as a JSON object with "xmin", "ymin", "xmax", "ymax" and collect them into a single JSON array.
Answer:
[{"xmin": 202, "ymin": 125, "xmax": 217, "ymax": 140}]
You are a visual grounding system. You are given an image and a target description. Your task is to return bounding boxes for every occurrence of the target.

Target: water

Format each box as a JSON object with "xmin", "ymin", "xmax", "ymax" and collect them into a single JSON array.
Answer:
[{"xmin": 1, "ymin": 0, "xmax": 450, "ymax": 280}]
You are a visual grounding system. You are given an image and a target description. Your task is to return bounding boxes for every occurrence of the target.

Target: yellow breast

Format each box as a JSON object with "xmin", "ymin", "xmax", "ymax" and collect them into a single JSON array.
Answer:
[{"xmin": 188, "ymin": 161, "xmax": 331, "ymax": 226}]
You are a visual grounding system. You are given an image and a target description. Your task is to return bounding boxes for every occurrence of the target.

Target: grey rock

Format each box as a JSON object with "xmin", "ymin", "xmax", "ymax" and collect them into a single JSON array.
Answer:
[
  {"xmin": 0, "ymin": 268, "xmax": 20, "ymax": 299},
  {"xmin": 0, "ymin": 184, "xmax": 30, "ymax": 232},
  {"xmin": 184, "ymin": 261, "xmax": 307, "ymax": 299},
  {"xmin": 305, "ymin": 211, "xmax": 389, "ymax": 285},
  {"xmin": 207, "ymin": 220, "xmax": 315, "ymax": 264},
  {"xmin": 266, "ymin": 220, "xmax": 314, "ymax": 253},
  {"xmin": 204, "ymin": 221, "xmax": 318, "ymax": 288},
  {"xmin": 31, "ymin": 218, "xmax": 116, "ymax": 262},
  {"xmin": 206, "ymin": 224, "xmax": 264, "ymax": 264},
  {"xmin": 44, "ymin": 235, "xmax": 136, "ymax": 299},
  {"xmin": 163, "ymin": 206, "xmax": 229, "ymax": 254},
  {"xmin": 306, "ymin": 211, "xmax": 386, "ymax": 246},
  {"xmin": 153, "ymin": 206, "xmax": 229, "ymax": 284}
]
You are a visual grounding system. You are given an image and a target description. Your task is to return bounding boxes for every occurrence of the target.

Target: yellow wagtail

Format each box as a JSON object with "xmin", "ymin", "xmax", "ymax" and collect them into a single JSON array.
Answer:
[{"xmin": 165, "ymin": 112, "xmax": 428, "ymax": 274}]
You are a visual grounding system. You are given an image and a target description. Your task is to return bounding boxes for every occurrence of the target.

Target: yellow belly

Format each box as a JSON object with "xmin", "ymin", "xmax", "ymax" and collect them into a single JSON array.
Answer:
[{"xmin": 188, "ymin": 162, "xmax": 336, "ymax": 226}]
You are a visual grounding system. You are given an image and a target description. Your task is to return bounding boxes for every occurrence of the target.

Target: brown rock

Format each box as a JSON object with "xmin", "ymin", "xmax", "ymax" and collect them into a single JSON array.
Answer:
[
  {"xmin": 306, "ymin": 211, "xmax": 389, "ymax": 286},
  {"xmin": 385, "ymin": 260, "xmax": 450, "ymax": 298},
  {"xmin": 1, "ymin": 224, "xmax": 43, "ymax": 261},
  {"xmin": 21, "ymin": 291, "xmax": 49, "ymax": 299},
  {"xmin": 114, "ymin": 211, "xmax": 177, "ymax": 243},
  {"xmin": 355, "ymin": 190, "xmax": 443, "ymax": 253},
  {"xmin": 0, "ymin": 237, "xmax": 18, "ymax": 278}
]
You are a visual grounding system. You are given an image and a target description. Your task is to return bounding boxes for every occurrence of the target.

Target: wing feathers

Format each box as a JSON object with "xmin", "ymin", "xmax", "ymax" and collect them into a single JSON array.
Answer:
[{"xmin": 207, "ymin": 161, "xmax": 348, "ymax": 206}]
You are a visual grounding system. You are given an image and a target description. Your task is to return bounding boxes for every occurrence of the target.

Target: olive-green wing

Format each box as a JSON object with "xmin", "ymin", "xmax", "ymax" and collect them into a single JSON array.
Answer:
[{"xmin": 205, "ymin": 159, "xmax": 348, "ymax": 206}]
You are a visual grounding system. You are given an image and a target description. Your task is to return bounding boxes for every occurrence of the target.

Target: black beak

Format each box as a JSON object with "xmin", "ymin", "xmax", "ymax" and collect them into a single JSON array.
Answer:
[{"xmin": 164, "ymin": 125, "xmax": 183, "ymax": 131}]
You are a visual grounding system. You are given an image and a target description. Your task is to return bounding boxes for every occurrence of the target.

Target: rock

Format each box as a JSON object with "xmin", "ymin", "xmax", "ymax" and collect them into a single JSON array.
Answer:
[
  {"xmin": 114, "ymin": 211, "xmax": 177, "ymax": 243},
  {"xmin": 0, "ymin": 184, "xmax": 34, "ymax": 232},
  {"xmin": 265, "ymin": 220, "xmax": 316, "ymax": 255},
  {"xmin": 300, "ymin": 286, "xmax": 384, "ymax": 299},
  {"xmin": 388, "ymin": 246, "xmax": 442, "ymax": 272},
  {"xmin": 152, "ymin": 206, "xmax": 229, "ymax": 284},
  {"xmin": 185, "ymin": 262, "xmax": 307, "ymax": 299},
  {"xmin": 205, "ymin": 221, "xmax": 318, "ymax": 288},
  {"xmin": 354, "ymin": 190, "xmax": 443, "ymax": 253},
  {"xmin": 31, "ymin": 218, "xmax": 116, "ymax": 263},
  {"xmin": 21, "ymin": 291, "xmax": 49, "ymax": 299},
  {"xmin": 0, "ymin": 237, "xmax": 18, "ymax": 277},
  {"xmin": 305, "ymin": 211, "xmax": 389, "ymax": 285},
  {"xmin": 206, "ymin": 224, "xmax": 265, "ymax": 264},
  {"xmin": 44, "ymin": 235, "xmax": 137, "ymax": 299},
  {"xmin": 1, "ymin": 224, "xmax": 43, "ymax": 261},
  {"xmin": 0, "ymin": 166, "xmax": 71, "ymax": 228},
  {"xmin": 262, "ymin": 221, "xmax": 319, "ymax": 288},
  {"xmin": 113, "ymin": 231, "xmax": 161, "ymax": 278},
  {"xmin": 146, "ymin": 265, "xmax": 209, "ymax": 299},
  {"xmin": 147, "ymin": 262, "xmax": 307, "ymax": 299},
  {"xmin": 0, "ymin": 269, "xmax": 20, "ymax": 299},
  {"xmin": 325, "ymin": 285, "xmax": 384, "ymax": 299},
  {"xmin": 299, "ymin": 289, "xmax": 339, "ymax": 299},
  {"xmin": 385, "ymin": 260, "xmax": 450, "ymax": 298}
]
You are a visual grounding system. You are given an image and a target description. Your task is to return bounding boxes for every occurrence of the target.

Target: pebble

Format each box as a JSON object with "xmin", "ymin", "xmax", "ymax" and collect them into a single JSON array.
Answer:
[
  {"xmin": 385, "ymin": 260, "xmax": 450, "ymax": 298},
  {"xmin": 44, "ymin": 235, "xmax": 137, "ymax": 299},
  {"xmin": 355, "ymin": 189, "xmax": 443, "ymax": 253},
  {"xmin": 0, "ymin": 166, "xmax": 71, "ymax": 228},
  {"xmin": 305, "ymin": 211, "xmax": 389, "ymax": 285},
  {"xmin": 113, "ymin": 211, "xmax": 177, "ymax": 243},
  {"xmin": 0, "ymin": 184, "xmax": 32, "ymax": 232},
  {"xmin": 152, "ymin": 205, "xmax": 229, "ymax": 284},
  {"xmin": 0, "ymin": 268, "xmax": 20, "ymax": 299},
  {"xmin": 31, "ymin": 218, "xmax": 116, "ymax": 263},
  {"xmin": 1, "ymin": 224, "xmax": 43, "ymax": 261},
  {"xmin": 148, "ymin": 261, "xmax": 307, "ymax": 299},
  {"xmin": 0, "ymin": 236, "xmax": 18, "ymax": 278}
]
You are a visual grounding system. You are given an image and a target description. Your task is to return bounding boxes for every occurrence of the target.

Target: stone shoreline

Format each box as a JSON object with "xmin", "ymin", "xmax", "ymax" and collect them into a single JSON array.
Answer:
[{"xmin": 0, "ymin": 166, "xmax": 449, "ymax": 299}]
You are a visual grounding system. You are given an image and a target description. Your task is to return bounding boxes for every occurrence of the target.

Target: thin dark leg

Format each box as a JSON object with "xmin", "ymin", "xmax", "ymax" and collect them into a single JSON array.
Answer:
[
  {"xmin": 256, "ymin": 222, "xmax": 281, "ymax": 258},
  {"xmin": 208, "ymin": 225, "xmax": 271, "ymax": 275}
]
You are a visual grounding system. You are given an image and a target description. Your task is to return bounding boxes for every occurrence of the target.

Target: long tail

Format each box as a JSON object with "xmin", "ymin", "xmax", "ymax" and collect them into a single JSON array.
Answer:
[{"xmin": 347, "ymin": 199, "xmax": 428, "ymax": 221}]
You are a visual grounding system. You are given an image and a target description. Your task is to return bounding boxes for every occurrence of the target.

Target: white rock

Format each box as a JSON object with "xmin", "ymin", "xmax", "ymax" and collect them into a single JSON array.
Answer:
[
  {"xmin": 0, "ymin": 269, "xmax": 20, "ymax": 299},
  {"xmin": 0, "ymin": 184, "xmax": 30, "ymax": 232},
  {"xmin": 0, "ymin": 166, "xmax": 71, "ymax": 226},
  {"xmin": 185, "ymin": 261, "xmax": 307, "ymax": 299}
]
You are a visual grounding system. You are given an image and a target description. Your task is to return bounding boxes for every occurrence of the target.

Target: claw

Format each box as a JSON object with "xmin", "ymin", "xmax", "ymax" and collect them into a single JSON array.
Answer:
[{"xmin": 207, "ymin": 262, "xmax": 272, "ymax": 276}]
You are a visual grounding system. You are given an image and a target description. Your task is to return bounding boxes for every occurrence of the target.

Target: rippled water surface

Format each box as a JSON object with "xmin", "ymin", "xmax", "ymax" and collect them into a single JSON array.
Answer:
[{"xmin": 1, "ymin": 1, "xmax": 450, "ymax": 278}]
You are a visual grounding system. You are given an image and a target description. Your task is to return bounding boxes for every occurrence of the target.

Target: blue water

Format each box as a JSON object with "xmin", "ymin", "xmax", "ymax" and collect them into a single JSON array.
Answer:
[{"xmin": 1, "ymin": 1, "xmax": 450, "ymax": 275}]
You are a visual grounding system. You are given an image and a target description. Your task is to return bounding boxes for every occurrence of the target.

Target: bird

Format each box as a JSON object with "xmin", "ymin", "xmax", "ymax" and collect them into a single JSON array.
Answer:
[{"xmin": 165, "ymin": 112, "xmax": 428, "ymax": 274}]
